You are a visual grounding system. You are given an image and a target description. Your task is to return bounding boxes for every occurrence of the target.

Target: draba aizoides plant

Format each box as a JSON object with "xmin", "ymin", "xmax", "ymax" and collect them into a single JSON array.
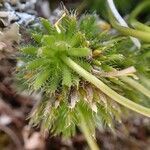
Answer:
[{"xmin": 17, "ymin": 11, "xmax": 150, "ymax": 149}]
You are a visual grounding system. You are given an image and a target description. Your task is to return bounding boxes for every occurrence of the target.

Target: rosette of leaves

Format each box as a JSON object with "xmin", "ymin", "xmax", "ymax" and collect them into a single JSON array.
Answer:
[{"xmin": 17, "ymin": 12, "xmax": 150, "ymax": 149}]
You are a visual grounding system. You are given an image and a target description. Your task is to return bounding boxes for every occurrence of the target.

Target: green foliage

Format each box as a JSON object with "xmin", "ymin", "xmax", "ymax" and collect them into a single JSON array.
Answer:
[{"xmin": 17, "ymin": 12, "xmax": 150, "ymax": 138}]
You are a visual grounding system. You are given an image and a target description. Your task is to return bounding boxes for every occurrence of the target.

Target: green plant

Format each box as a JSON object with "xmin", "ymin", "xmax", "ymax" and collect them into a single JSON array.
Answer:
[{"xmin": 17, "ymin": 11, "xmax": 150, "ymax": 149}]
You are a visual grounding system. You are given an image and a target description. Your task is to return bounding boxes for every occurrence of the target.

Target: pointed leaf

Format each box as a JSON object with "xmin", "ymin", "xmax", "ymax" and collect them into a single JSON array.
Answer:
[
  {"xmin": 40, "ymin": 18, "xmax": 55, "ymax": 34},
  {"xmin": 32, "ymin": 33, "xmax": 43, "ymax": 43},
  {"xmin": 42, "ymin": 35, "xmax": 56, "ymax": 45},
  {"xmin": 68, "ymin": 48, "xmax": 91, "ymax": 57},
  {"xmin": 34, "ymin": 70, "xmax": 50, "ymax": 89},
  {"xmin": 21, "ymin": 46, "xmax": 37, "ymax": 56},
  {"xmin": 62, "ymin": 66, "xmax": 72, "ymax": 87},
  {"xmin": 26, "ymin": 59, "xmax": 49, "ymax": 70}
]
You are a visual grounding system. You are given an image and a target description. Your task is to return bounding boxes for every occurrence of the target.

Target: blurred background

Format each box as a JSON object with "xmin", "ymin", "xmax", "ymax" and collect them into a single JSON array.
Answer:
[{"xmin": 0, "ymin": 0, "xmax": 150, "ymax": 149}]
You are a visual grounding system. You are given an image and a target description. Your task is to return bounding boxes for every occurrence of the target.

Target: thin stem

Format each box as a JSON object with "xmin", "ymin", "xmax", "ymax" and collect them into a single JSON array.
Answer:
[
  {"xmin": 129, "ymin": 0, "xmax": 150, "ymax": 32},
  {"xmin": 107, "ymin": 4, "xmax": 150, "ymax": 42},
  {"xmin": 79, "ymin": 110, "xmax": 100, "ymax": 150},
  {"xmin": 62, "ymin": 56, "xmax": 150, "ymax": 117},
  {"xmin": 106, "ymin": 0, "xmax": 141, "ymax": 48},
  {"xmin": 109, "ymin": 15, "xmax": 150, "ymax": 42},
  {"xmin": 120, "ymin": 76, "xmax": 150, "ymax": 99},
  {"xmin": 130, "ymin": 21, "xmax": 150, "ymax": 33}
]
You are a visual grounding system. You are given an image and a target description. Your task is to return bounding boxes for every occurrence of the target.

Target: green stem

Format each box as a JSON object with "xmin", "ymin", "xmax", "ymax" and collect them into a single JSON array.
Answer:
[
  {"xmin": 129, "ymin": 0, "xmax": 150, "ymax": 32},
  {"xmin": 120, "ymin": 76, "xmax": 150, "ymax": 99},
  {"xmin": 79, "ymin": 110, "xmax": 100, "ymax": 150},
  {"xmin": 108, "ymin": 7, "xmax": 150, "ymax": 42},
  {"xmin": 62, "ymin": 56, "xmax": 150, "ymax": 117}
]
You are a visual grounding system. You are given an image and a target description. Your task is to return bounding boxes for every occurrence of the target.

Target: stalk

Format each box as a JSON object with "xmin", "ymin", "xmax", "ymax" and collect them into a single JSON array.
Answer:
[
  {"xmin": 129, "ymin": 0, "xmax": 150, "ymax": 32},
  {"xmin": 62, "ymin": 56, "xmax": 150, "ymax": 117},
  {"xmin": 106, "ymin": 0, "xmax": 141, "ymax": 48},
  {"xmin": 108, "ymin": 10, "xmax": 150, "ymax": 42},
  {"xmin": 120, "ymin": 76, "xmax": 150, "ymax": 99},
  {"xmin": 79, "ymin": 110, "xmax": 100, "ymax": 150},
  {"xmin": 107, "ymin": 3, "xmax": 150, "ymax": 42}
]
